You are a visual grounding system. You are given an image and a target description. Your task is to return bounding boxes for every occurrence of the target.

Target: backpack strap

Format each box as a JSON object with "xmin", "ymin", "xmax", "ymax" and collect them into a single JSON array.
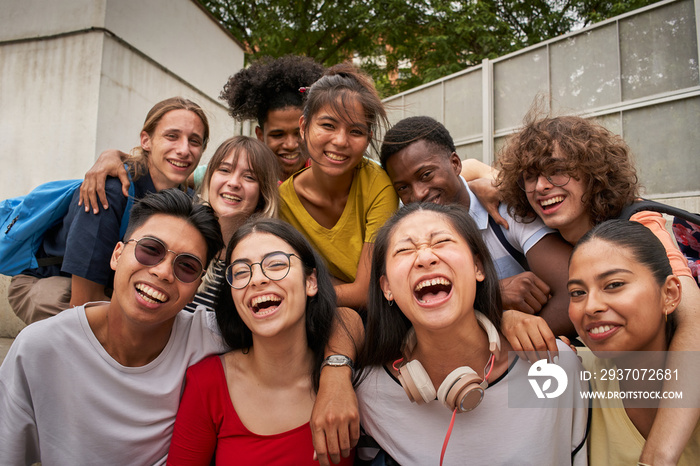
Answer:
[
  {"xmin": 118, "ymin": 165, "xmax": 136, "ymax": 239},
  {"xmin": 36, "ymin": 168, "xmax": 135, "ymax": 269},
  {"xmin": 36, "ymin": 255, "xmax": 65, "ymax": 267},
  {"xmin": 488, "ymin": 215, "xmax": 529, "ymax": 271},
  {"xmin": 619, "ymin": 198, "xmax": 700, "ymax": 225}
]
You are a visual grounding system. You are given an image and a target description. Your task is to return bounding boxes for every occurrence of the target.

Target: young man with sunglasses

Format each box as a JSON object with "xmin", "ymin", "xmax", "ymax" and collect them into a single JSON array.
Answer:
[{"xmin": 0, "ymin": 189, "xmax": 225, "ymax": 464}]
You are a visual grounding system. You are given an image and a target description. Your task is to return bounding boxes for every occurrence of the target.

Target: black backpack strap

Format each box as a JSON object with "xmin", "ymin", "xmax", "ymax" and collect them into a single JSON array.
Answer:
[
  {"xmin": 36, "ymin": 256, "xmax": 64, "ymax": 267},
  {"xmin": 488, "ymin": 215, "xmax": 529, "ymax": 271},
  {"xmin": 35, "ymin": 168, "xmax": 136, "ymax": 270},
  {"xmin": 356, "ymin": 427, "xmax": 401, "ymax": 466},
  {"xmin": 619, "ymin": 199, "xmax": 700, "ymax": 225}
]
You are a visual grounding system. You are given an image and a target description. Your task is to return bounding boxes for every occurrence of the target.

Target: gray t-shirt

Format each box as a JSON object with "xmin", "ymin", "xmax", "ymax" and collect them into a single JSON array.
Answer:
[{"xmin": 0, "ymin": 304, "xmax": 226, "ymax": 465}]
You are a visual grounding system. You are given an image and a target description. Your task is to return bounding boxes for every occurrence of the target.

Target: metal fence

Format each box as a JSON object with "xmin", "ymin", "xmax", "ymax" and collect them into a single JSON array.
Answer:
[{"xmin": 383, "ymin": 0, "xmax": 700, "ymax": 209}]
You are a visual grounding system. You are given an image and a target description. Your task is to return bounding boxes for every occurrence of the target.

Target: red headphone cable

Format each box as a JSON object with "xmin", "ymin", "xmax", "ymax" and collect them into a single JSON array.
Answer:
[{"xmin": 439, "ymin": 353, "xmax": 496, "ymax": 466}]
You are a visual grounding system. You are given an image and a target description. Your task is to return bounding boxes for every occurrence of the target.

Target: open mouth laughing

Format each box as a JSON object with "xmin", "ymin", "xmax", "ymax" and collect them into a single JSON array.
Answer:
[
  {"xmin": 250, "ymin": 294, "xmax": 282, "ymax": 316},
  {"xmin": 324, "ymin": 151, "xmax": 349, "ymax": 162},
  {"xmin": 413, "ymin": 277, "xmax": 452, "ymax": 304},
  {"xmin": 168, "ymin": 159, "xmax": 191, "ymax": 170},
  {"xmin": 585, "ymin": 322, "xmax": 621, "ymax": 341},
  {"xmin": 221, "ymin": 193, "xmax": 242, "ymax": 203},
  {"xmin": 279, "ymin": 152, "xmax": 300, "ymax": 162}
]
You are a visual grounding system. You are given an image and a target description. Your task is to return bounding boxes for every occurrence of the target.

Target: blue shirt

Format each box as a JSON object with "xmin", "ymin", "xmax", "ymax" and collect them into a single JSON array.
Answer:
[{"xmin": 31, "ymin": 173, "xmax": 157, "ymax": 286}]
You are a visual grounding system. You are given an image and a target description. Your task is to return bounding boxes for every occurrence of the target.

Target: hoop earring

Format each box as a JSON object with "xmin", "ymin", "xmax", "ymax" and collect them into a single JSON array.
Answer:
[{"xmin": 388, "ymin": 299, "xmax": 394, "ymax": 307}]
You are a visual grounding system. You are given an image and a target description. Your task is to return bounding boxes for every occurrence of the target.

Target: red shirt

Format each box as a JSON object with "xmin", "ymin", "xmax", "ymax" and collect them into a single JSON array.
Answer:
[{"xmin": 168, "ymin": 355, "xmax": 354, "ymax": 465}]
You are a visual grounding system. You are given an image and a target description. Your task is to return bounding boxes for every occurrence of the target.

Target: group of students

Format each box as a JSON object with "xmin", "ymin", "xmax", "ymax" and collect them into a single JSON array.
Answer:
[{"xmin": 0, "ymin": 54, "xmax": 699, "ymax": 465}]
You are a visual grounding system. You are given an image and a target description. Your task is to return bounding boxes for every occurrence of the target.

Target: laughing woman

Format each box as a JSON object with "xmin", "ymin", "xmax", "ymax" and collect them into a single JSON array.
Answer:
[
  {"xmin": 354, "ymin": 203, "xmax": 588, "ymax": 465},
  {"xmin": 167, "ymin": 218, "xmax": 354, "ymax": 465}
]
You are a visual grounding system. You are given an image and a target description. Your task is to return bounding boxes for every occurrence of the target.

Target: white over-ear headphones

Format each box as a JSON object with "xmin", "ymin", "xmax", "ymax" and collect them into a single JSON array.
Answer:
[{"xmin": 396, "ymin": 311, "xmax": 501, "ymax": 412}]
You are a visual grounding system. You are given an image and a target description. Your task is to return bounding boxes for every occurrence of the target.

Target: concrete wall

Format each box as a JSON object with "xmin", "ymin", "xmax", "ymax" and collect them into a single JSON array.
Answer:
[
  {"xmin": 0, "ymin": 0, "xmax": 244, "ymax": 199},
  {"xmin": 0, "ymin": 0, "xmax": 245, "ymax": 337},
  {"xmin": 1, "ymin": 33, "xmax": 104, "ymax": 195}
]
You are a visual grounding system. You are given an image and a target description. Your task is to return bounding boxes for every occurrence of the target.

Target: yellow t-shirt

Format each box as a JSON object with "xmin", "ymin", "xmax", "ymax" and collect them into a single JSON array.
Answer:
[
  {"xmin": 279, "ymin": 160, "xmax": 398, "ymax": 282},
  {"xmin": 580, "ymin": 348, "xmax": 700, "ymax": 465}
]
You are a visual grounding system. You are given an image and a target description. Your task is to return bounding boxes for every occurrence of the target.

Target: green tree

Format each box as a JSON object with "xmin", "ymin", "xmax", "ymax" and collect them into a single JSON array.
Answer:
[{"xmin": 200, "ymin": 0, "xmax": 661, "ymax": 97}]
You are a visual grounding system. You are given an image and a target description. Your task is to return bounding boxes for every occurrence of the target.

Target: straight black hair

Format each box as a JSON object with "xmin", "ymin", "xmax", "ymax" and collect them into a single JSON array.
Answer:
[
  {"xmin": 573, "ymin": 219, "xmax": 676, "ymax": 341},
  {"xmin": 355, "ymin": 202, "xmax": 502, "ymax": 382}
]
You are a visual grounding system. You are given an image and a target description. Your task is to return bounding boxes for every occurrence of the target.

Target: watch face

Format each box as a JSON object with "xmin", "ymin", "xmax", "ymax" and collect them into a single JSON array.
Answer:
[{"xmin": 325, "ymin": 355, "xmax": 352, "ymax": 367}]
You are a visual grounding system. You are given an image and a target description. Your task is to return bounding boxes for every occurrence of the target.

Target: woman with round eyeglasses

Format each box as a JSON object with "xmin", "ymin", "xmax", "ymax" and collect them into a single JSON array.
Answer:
[
  {"xmin": 226, "ymin": 251, "xmax": 299, "ymax": 289},
  {"xmin": 167, "ymin": 217, "xmax": 354, "ymax": 465}
]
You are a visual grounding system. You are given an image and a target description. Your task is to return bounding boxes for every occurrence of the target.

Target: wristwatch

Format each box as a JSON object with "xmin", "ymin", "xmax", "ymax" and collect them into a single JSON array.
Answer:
[{"xmin": 321, "ymin": 354, "xmax": 354, "ymax": 375}]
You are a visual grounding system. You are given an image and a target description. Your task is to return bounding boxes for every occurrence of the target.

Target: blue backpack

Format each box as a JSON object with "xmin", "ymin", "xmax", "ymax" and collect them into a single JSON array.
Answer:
[{"xmin": 0, "ymin": 171, "xmax": 135, "ymax": 276}]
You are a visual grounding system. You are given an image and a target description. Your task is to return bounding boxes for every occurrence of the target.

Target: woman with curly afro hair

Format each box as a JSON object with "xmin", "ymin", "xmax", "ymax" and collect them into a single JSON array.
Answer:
[
  {"xmin": 494, "ymin": 113, "xmax": 700, "ymax": 465},
  {"xmin": 221, "ymin": 55, "xmax": 325, "ymax": 181}
]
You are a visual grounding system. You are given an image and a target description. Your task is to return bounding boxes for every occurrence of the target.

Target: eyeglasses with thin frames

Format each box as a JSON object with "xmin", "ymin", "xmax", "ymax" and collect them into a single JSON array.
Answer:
[
  {"xmin": 517, "ymin": 165, "xmax": 572, "ymax": 193},
  {"xmin": 226, "ymin": 251, "xmax": 300, "ymax": 289},
  {"xmin": 124, "ymin": 236, "xmax": 204, "ymax": 283}
]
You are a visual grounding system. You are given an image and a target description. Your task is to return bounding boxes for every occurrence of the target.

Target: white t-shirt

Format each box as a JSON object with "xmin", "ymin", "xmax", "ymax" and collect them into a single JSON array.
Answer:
[
  {"xmin": 0, "ymin": 304, "xmax": 226, "ymax": 465},
  {"xmin": 356, "ymin": 341, "xmax": 588, "ymax": 465},
  {"xmin": 460, "ymin": 177, "xmax": 554, "ymax": 279}
]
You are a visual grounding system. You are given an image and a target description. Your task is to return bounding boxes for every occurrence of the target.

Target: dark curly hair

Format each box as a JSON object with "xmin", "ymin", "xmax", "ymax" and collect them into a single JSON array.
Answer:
[
  {"xmin": 220, "ymin": 55, "xmax": 325, "ymax": 128},
  {"xmin": 379, "ymin": 116, "xmax": 456, "ymax": 169},
  {"xmin": 496, "ymin": 115, "xmax": 639, "ymax": 226}
]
